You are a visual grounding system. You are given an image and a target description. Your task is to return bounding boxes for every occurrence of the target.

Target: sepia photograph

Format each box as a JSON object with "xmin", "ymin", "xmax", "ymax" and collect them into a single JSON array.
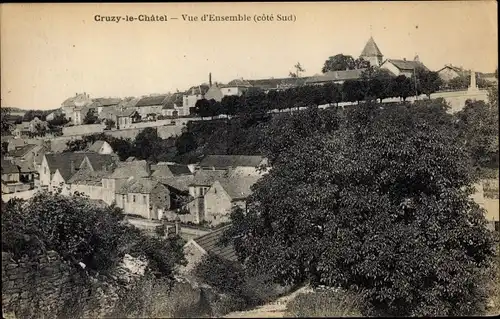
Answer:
[{"xmin": 0, "ymin": 1, "xmax": 498, "ymax": 318}]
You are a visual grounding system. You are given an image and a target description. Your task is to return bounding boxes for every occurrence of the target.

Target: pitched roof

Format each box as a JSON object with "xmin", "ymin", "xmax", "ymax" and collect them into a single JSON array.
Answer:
[
  {"xmin": 305, "ymin": 69, "xmax": 365, "ymax": 84},
  {"xmin": 152, "ymin": 175, "xmax": 194, "ymax": 192},
  {"xmin": 218, "ymin": 174, "xmax": 261, "ymax": 200},
  {"xmin": 115, "ymin": 108, "xmax": 138, "ymax": 117},
  {"xmin": 117, "ymin": 178, "xmax": 163, "ymax": 194},
  {"xmin": 151, "ymin": 163, "xmax": 192, "ymax": 178},
  {"xmin": 186, "ymin": 85, "xmax": 209, "ymax": 96},
  {"xmin": 1, "ymin": 159, "xmax": 20, "ymax": 174},
  {"xmin": 191, "ymin": 225, "xmax": 237, "ymax": 262},
  {"xmin": 67, "ymin": 169, "xmax": 111, "ymax": 185},
  {"xmin": 136, "ymin": 95, "xmax": 169, "ymax": 107},
  {"xmin": 191, "ymin": 170, "xmax": 229, "ymax": 186},
  {"xmin": 360, "ymin": 37, "xmax": 383, "ymax": 57},
  {"xmin": 199, "ymin": 155, "xmax": 265, "ymax": 169},
  {"xmin": 108, "ymin": 160, "xmax": 150, "ymax": 179},
  {"xmin": 225, "ymin": 79, "xmax": 253, "ymax": 88},
  {"xmin": 385, "ymin": 59, "xmax": 428, "ymax": 71},
  {"xmin": 44, "ymin": 153, "xmax": 87, "ymax": 180},
  {"xmin": 92, "ymin": 97, "xmax": 122, "ymax": 107},
  {"xmin": 162, "ymin": 93, "xmax": 184, "ymax": 109},
  {"xmin": 9, "ymin": 144, "xmax": 38, "ymax": 157},
  {"xmin": 247, "ymin": 77, "xmax": 308, "ymax": 90},
  {"xmin": 83, "ymin": 153, "xmax": 116, "ymax": 171},
  {"xmin": 88, "ymin": 140, "xmax": 107, "ymax": 153}
]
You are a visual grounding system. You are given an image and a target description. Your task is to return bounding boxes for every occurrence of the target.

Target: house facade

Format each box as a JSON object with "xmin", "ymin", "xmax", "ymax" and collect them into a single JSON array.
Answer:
[
  {"xmin": 116, "ymin": 178, "xmax": 170, "ymax": 220},
  {"xmin": 135, "ymin": 95, "xmax": 168, "ymax": 119},
  {"xmin": 380, "ymin": 58, "xmax": 428, "ymax": 78},
  {"xmin": 183, "ymin": 85, "xmax": 209, "ymax": 111},
  {"xmin": 61, "ymin": 93, "xmax": 93, "ymax": 120}
]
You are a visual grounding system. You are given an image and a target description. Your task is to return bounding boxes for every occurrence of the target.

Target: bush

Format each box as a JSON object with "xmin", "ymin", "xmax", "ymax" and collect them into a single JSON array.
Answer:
[
  {"xmin": 285, "ymin": 289, "xmax": 363, "ymax": 317},
  {"xmin": 1, "ymin": 192, "xmax": 185, "ymax": 278}
]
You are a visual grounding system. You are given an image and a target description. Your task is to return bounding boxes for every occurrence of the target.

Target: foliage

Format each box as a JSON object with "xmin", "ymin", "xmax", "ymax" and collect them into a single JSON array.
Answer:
[
  {"xmin": 322, "ymin": 54, "xmax": 370, "ymax": 73},
  {"xmin": 285, "ymin": 289, "xmax": 363, "ymax": 317},
  {"xmin": 47, "ymin": 113, "xmax": 70, "ymax": 127},
  {"xmin": 455, "ymin": 99, "xmax": 499, "ymax": 177},
  {"xmin": 22, "ymin": 109, "xmax": 52, "ymax": 122},
  {"xmin": 83, "ymin": 109, "xmax": 98, "ymax": 125},
  {"xmin": 194, "ymin": 253, "xmax": 246, "ymax": 296},
  {"xmin": 104, "ymin": 119, "xmax": 116, "ymax": 130},
  {"xmin": 415, "ymin": 67, "xmax": 443, "ymax": 98},
  {"xmin": 224, "ymin": 99, "xmax": 496, "ymax": 316},
  {"xmin": 1, "ymin": 192, "xmax": 185, "ymax": 278},
  {"xmin": 1, "ymin": 107, "xmax": 13, "ymax": 135},
  {"xmin": 289, "ymin": 62, "xmax": 305, "ymax": 78}
]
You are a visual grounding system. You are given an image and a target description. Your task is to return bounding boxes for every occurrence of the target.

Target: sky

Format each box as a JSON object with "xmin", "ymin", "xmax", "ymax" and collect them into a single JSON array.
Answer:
[{"xmin": 1, "ymin": 1, "xmax": 498, "ymax": 110}]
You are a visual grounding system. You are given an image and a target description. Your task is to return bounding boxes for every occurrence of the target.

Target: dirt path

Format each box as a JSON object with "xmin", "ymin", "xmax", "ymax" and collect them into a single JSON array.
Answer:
[{"xmin": 223, "ymin": 286, "xmax": 312, "ymax": 318}]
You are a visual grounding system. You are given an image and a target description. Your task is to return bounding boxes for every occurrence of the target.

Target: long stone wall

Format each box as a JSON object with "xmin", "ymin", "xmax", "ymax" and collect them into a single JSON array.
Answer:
[{"xmin": 1, "ymin": 251, "xmax": 120, "ymax": 319}]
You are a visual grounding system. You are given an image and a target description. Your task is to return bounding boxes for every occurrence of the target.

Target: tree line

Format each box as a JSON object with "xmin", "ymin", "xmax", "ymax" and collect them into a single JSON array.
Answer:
[{"xmin": 191, "ymin": 67, "xmax": 449, "ymax": 118}]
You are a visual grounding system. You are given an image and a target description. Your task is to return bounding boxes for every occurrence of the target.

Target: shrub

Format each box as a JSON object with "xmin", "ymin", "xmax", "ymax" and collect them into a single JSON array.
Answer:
[
  {"xmin": 194, "ymin": 253, "xmax": 245, "ymax": 297},
  {"xmin": 285, "ymin": 289, "xmax": 363, "ymax": 317}
]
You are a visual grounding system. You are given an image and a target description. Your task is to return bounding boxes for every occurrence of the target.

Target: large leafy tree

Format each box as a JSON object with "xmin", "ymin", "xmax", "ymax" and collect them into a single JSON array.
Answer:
[
  {"xmin": 83, "ymin": 108, "xmax": 98, "ymax": 124},
  {"xmin": 1, "ymin": 107, "xmax": 12, "ymax": 135},
  {"xmin": 1, "ymin": 192, "xmax": 185, "ymax": 278},
  {"xmin": 224, "ymin": 100, "xmax": 495, "ymax": 316},
  {"xmin": 391, "ymin": 75, "xmax": 414, "ymax": 101},
  {"xmin": 415, "ymin": 68, "xmax": 443, "ymax": 98},
  {"xmin": 322, "ymin": 54, "xmax": 370, "ymax": 73},
  {"xmin": 455, "ymin": 99, "xmax": 499, "ymax": 177}
]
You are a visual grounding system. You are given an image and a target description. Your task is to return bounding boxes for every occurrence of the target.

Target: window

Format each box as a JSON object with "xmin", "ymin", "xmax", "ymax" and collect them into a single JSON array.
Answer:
[
  {"xmin": 133, "ymin": 195, "xmax": 136, "ymax": 203},
  {"xmin": 214, "ymin": 188, "xmax": 217, "ymax": 194},
  {"xmin": 44, "ymin": 167, "xmax": 47, "ymax": 174},
  {"xmin": 143, "ymin": 195, "xmax": 146, "ymax": 204},
  {"xmin": 122, "ymin": 195, "xmax": 125, "ymax": 203},
  {"xmin": 103, "ymin": 180, "xmax": 107, "ymax": 188}
]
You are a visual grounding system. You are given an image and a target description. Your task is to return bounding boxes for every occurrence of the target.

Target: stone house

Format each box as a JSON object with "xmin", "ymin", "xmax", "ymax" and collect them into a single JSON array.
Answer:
[
  {"xmin": 135, "ymin": 95, "xmax": 169, "ymax": 119},
  {"xmin": 88, "ymin": 140, "xmax": 114, "ymax": 155},
  {"xmin": 61, "ymin": 93, "xmax": 93, "ymax": 120},
  {"xmin": 39, "ymin": 152, "xmax": 116, "ymax": 193},
  {"xmin": 115, "ymin": 178, "xmax": 170, "ymax": 220},
  {"xmin": 1, "ymin": 158, "xmax": 37, "ymax": 195},
  {"xmin": 161, "ymin": 93, "xmax": 185, "ymax": 117},
  {"xmin": 183, "ymin": 85, "xmax": 209, "ymax": 112},
  {"xmin": 183, "ymin": 155, "xmax": 267, "ymax": 225},
  {"xmin": 203, "ymin": 173, "xmax": 261, "ymax": 226},
  {"xmin": 103, "ymin": 160, "xmax": 151, "ymax": 205},
  {"xmin": 91, "ymin": 97, "xmax": 122, "ymax": 115},
  {"xmin": 436, "ymin": 65, "xmax": 469, "ymax": 83},
  {"xmin": 115, "ymin": 109, "xmax": 141, "ymax": 129},
  {"xmin": 67, "ymin": 169, "xmax": 112, "ymax": 202},
  {"xmin": 180, "ymin": 225, "xmax": 237, "ymax": 275},
  {"xmin": 380, "ymin": 58, "xmax": 429, "ymax": 78},
  {"xmin": 220, "ymin": 79, "xmax": 253, "ymax": 97}
]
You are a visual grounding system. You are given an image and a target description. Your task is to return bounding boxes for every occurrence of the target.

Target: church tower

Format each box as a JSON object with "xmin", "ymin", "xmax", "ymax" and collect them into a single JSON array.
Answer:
[{"xmin": 360, "ymin": 37, "xmax": 384, "ymax": 67}]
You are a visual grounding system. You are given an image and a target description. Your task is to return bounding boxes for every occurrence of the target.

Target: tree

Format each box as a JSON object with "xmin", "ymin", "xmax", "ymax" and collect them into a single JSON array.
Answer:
[
  {"xmin": 1, "ymin": 192, "xmax": 185, "ymax": 278},
  {"xmin": 342, "ymin": 80, "xmax": 365, "ymax": 104},
  {"xmin": 415, "ymin": 68, "xmax": 443, "ymax": 98},
  {"xmin": 104, "ymin": 119, "xmax": 116, "ymax": 130},
  {"xmin": 455, "ymin": 99, "xmax": 499, "ymax": 176},
  {"xmin": 322, "ymin": 54, "xmax": 370, "ymax": 73},
  {"xmin": 224, "ymin": 100, "xmax": 495, "ymax": 316},
  {"xmin": 1, "ymin": 107, "xmax": 12, "ymax": 135},
  {"xmin": 361, "ymin": 67, "xmax": 395, "ymax": 102},
  {"xmin": 289, "ymin": 62, "xmax": 305, "ymax": 78},
  {"xmin": 391, "ymin": 75, "xmax": 413, "ymax": 101},
  {"xmin": 194, "ymin": 99, "xmax": 212, "ymax": 118},
  {"xmin": 83, "ymin": 109, "xmax": 98, "ymax": 124},
  {"xmin": 133, "ymin": 127, "xmax": 163, "ymax": 163},
  {"xmin": 47, "ymin": 113, "xmax": 70, "ymax": 128}
]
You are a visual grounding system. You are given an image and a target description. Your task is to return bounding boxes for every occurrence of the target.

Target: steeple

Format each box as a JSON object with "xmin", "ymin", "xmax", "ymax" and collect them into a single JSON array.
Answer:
[{"xmin": 360, "ymin": 37, "xmax": 384, "ymax": 67}]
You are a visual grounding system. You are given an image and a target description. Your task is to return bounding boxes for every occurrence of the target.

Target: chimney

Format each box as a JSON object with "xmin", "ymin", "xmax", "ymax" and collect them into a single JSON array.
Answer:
[{"xmin": 209, "ymin": 73, "xmax": 212, "ymax": 87}]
